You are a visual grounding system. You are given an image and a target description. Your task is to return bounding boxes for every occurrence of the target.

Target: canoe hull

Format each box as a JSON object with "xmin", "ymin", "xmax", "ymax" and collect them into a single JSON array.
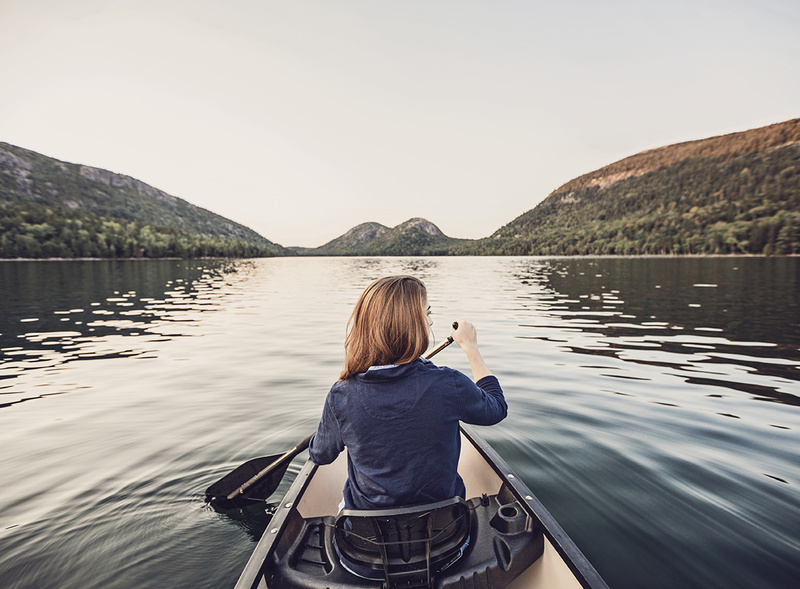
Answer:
[{"xmin": 234, "ymin": 425, "xmax": 608, "ymax": 589}]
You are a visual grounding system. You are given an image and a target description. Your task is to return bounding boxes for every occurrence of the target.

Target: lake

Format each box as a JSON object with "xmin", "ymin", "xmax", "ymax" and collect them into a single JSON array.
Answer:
[{"xmin": 1, "ymin": 256, "xmax": 798, "ymax": 588}]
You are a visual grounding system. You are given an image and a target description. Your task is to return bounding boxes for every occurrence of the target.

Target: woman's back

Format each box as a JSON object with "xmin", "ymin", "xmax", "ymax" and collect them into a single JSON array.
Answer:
[{"xmin": 310, "ymin": 358, "xmax": 505, "ymax": 509}]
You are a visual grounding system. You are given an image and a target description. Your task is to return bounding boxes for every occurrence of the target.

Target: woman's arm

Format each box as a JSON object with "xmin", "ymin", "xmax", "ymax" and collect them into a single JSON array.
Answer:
[
  {"xmin": 308, "ymin": 393, "xmax": 344, "ymax": 465},
  {"xmin": 450, "ymin": 320, "xmax": 492, "ymax": 381}
]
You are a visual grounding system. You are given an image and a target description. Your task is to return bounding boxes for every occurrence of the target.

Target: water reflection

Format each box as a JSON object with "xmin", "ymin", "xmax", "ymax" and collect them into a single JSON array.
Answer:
[
  {"xmin": 210, "ymin": 501, "xmax": 276, "ymax": 544},
  {"xmin": 510, "ymin": 257, "xmax": 800, "ymax": 408},
  {"xmin": 0, "ymin": 260, "xmax": 251, "ymax": 408},
  {"xmin": 340, "ymin": 256, "xmax": 442, "ymax": 283}
]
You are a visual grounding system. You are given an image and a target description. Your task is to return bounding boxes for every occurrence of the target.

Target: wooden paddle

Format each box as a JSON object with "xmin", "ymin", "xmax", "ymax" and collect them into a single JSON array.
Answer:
[{"xmin": 205, "ymin": 323, "xmax": 459, "ymax": 508}]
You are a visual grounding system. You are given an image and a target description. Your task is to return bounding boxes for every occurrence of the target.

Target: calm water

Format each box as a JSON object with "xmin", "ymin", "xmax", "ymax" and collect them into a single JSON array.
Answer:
[{"xmin": 1, "ymin": 256, "xmax": 798, "ymax": 588}]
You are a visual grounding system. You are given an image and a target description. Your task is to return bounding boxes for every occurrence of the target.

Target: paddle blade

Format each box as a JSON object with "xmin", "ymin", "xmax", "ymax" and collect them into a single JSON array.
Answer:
[
  {"xmin": 237, "ymin": 462, "xmax": 293, "ymax": 502},
  {"xmin": 205, "ymin": 434, "xmax": 313, "ymax": 509},
  {"xmin": 205, "ymin": 452, "xmax": 285, "ymax": 507}
]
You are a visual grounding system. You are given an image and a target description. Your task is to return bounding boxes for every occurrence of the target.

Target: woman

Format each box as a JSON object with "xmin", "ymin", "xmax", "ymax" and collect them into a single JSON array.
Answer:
[{"xmin": 309, "ymin": 275, "xmax": 507, "ymax": 510}]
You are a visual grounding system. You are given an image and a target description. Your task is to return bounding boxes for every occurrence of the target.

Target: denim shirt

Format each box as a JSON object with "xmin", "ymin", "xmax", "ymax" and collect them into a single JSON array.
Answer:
[{"xmin": 309, "ymin": 357, "xmax": 507, "ymax": 509}]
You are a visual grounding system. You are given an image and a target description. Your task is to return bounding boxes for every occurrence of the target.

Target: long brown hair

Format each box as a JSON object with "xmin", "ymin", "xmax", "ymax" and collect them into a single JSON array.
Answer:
[{"xmin": 339, "ymin": 275, "xmax": 430, "ymax": 380}]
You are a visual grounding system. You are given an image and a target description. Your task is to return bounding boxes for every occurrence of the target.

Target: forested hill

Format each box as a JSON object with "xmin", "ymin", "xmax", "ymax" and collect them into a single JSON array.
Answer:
[
  {"xmin": 302, "ymin": 218, "xmax": 466, "ymax": 256},
  {"xmin": 6, "ymin": 117, "xmax": 799, "ymax": 259},
  {"xmin": 463, "ymin": 118, "xmax": 800, "ymax": 255},
  {"xmin": 0, "ymin": 142, "xmax": 287, "ymax": 258}
]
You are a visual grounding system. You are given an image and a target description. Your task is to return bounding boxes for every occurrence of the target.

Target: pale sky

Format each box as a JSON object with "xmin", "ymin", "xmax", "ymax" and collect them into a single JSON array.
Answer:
[{"xmin": 1, "ymin": 0, "xmax": 798, "ymax": 247}]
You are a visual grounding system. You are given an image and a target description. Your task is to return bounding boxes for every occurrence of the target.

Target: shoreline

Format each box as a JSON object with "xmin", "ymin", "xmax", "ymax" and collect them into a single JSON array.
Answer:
[{"xmin": 2, "ymin": 253, "xmax": 798, "ymax": 263}]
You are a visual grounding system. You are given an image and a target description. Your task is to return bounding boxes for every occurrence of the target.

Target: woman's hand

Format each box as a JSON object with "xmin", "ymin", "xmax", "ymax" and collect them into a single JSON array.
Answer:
[
  {"xmin": 451, "ymin": 320, "xmax": 492, "ymax": 381},
  {"xmin": 451, "ymin": 320, "xmax": 477, "ymax": 348}
]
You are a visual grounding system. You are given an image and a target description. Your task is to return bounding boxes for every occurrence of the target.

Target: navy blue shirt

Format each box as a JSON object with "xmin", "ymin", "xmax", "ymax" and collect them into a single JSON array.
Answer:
[{"xmin": 309, "ymin": 357, "xmax": 507, "ymax": 509}]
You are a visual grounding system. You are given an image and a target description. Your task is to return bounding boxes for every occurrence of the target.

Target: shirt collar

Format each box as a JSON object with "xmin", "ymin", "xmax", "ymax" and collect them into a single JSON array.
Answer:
[
  {"xmin": 366, "ymin": 363, "xmax": 399, "ymax": 372},
  {"xmin": 357, "ymin": 357, "xmax": 430, "ymax": 381}
]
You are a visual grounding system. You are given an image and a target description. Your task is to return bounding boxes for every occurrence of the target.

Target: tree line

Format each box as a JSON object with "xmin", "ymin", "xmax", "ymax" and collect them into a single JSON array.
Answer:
[{"xmin": 0, "ymin": 202, "xmax": 279, "ymax": 259}]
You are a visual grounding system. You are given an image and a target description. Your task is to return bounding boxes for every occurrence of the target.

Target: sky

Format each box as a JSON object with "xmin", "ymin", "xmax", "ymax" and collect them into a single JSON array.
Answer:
[{"xmin": 1, "ymin": 0, "xmax": 798, "ymax": 247}]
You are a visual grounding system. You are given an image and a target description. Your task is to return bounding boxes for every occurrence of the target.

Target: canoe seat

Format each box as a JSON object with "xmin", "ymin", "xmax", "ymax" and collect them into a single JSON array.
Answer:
[
  {"xmin": 334, "ymin": 497, "xmax": 470, "ymax": 587},
  {"xmin": 267, "ymin": 488, "xmax": 544, "ymax": 589}
]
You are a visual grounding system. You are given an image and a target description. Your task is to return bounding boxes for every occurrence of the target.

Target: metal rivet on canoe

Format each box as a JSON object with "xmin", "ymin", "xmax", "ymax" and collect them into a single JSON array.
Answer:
[
  {"xmin": 526, "ymin": 495, "xmax": 533, "ymax": 501},
  {"xmin": 508, "ymin": 474, "xmax": 515, "ymax": 479},
  {"xmin": 270, "ymin": 528, "xmax": 278, "ymax": 534},
  {"xmin": 285, "ymin": 502, "xmax": 293, "ymax": 509}
]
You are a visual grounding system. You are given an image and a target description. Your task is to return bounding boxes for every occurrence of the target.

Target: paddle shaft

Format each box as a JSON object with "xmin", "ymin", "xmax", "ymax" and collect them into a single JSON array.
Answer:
[{"xmin": 424, "ymin": 322, "xmax": 458, "ymax": 360}]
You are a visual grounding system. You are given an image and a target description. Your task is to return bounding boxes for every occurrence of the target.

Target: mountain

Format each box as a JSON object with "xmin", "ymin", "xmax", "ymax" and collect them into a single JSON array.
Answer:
[
  {"xmin": 0, "ymin": 142, "xmax": 287, "ymax": 258},
  {"xmin": 459, "ymin": 118, "xmax": 800, "ymax": 256},
  {"xmin": 307, "ymin": 218, "xmax": 466, "ymax": 256},
  {"xmin": 308, "ymin": 222, "xmax": 390, "ymax": 255},
  {"xmin": 6, "ymin": 117, "xmax": 798, "ymax": 260}
]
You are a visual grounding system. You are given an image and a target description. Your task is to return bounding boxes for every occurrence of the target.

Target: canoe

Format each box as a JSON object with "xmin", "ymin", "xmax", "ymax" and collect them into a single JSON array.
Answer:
[{"xmin": 234, "ymin": 424, "xmax": 609, "ymax": 589}]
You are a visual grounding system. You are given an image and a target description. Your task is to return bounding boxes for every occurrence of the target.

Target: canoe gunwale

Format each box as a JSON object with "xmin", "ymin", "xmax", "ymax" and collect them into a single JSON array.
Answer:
[
  {"xmin": 459, "ymin": 424, "xmax": 609, "ymax": 589},
  {"xmin": 234, "ymin": 458, "xmax": 319, "ymax": 589}
]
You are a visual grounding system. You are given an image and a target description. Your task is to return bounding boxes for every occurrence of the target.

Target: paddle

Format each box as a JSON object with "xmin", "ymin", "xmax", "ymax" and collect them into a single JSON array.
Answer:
[
  {"xmin": 205, "ymin": 322, "xmax": 459, "ymax": 508},
  {"xmin": 206, "ymin": 434, "xmax": 313, "ymax": 508}
]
